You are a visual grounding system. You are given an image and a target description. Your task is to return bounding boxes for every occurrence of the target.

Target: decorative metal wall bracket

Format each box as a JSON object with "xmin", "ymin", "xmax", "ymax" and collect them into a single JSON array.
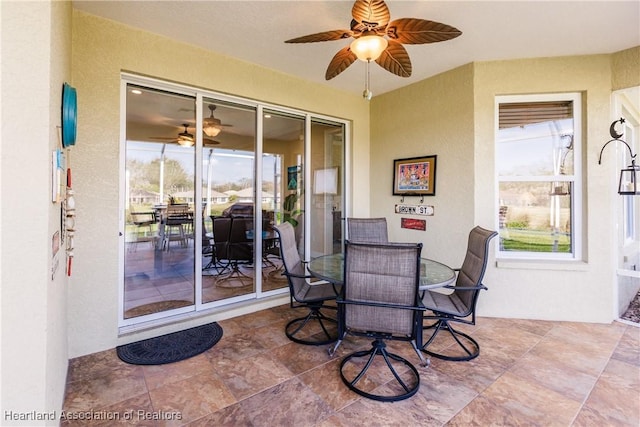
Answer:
[{"xmin": 598, "ymin": 118, "xmax": 639, "ymax": 195}]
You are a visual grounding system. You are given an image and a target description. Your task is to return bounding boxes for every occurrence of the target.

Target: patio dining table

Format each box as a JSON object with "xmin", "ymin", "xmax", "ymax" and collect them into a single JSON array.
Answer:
[{"xmin": 308, "ymin": 253, "xmax": 456, "ymax": 291}]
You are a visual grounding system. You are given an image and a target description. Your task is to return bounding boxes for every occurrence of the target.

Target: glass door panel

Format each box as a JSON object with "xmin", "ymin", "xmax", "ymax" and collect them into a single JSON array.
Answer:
[
  {"xmin": 124, "ymin": 85, "xmax": 196, "ymax": 319},
  {"xmin": 201, "ymin": 99, "xmax": 257, "ymax": 303},
  {"xmin": 263, "ymin": 109, "xmax": 305, "ymax": 290},
  {"xmin": 309, "ymin": 120, "xmax": 344, "ymax": 258}
]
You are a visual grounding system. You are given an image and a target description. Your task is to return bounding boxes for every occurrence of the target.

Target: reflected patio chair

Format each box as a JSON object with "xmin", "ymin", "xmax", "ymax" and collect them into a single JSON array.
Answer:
[
  {"xmin": 218, "ymin": 217, "xmax": 253, "ymax": 283},
  {"xmin": 163, "ymin": 204, "xmax": 192, "ymax": 250},
  {"xmin": 421, "ymin": 226, "xmax": 497, "ymax": 361},
  {"xmin": 207, "ymin": 216, "xmax": 232, "ymax": 275},
  {"xmin": 347, "ymin": 217, "xmax": 388, "ymax": 243},
  {"xmin": 129, "ymin": 210, "xmax": 157, "ymax": 251},
  {"xmin": 274, "ymin": 222, "xmax": 340, "ymax": 345},
  {"xmin": 331, "ymin": 241, "xmax": 428, "ymax": 402}
]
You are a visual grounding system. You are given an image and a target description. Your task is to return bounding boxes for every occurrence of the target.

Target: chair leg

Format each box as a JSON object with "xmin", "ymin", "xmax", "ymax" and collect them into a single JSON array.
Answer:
[
  {"xmin": 217, "ymin": 260, "xmax": 252, "ymax": 284},
  {"xmin": 422, "ymin": 319, "xmax": 480, "ymax": 361},
  {"xmin": 339, "ymin": 339, "xmax": 420, "ymax": 402},
  {"xmin": 285, "ymin": 304, "xmax": 337, "ymax": 346}
]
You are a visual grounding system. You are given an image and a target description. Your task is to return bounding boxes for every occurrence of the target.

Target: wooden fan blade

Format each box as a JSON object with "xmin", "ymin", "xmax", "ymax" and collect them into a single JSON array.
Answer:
[
  {"xmin": 386, "ymin": 18, "xmax": 462, "ymax": 44},
  {"xmin": 375, "ymin": 40, "xmax": 411, "ymax": 77},
  {"xmin": 352, "ymin": 0, "xmax": 390, "ymax": 30},
  {"xmin": 325, "ymin": 46, "xmax": 357, "ymax": 80},
  {"xmin": 285, "ymin": 30, "xmax": 353, "ymax": 43}
]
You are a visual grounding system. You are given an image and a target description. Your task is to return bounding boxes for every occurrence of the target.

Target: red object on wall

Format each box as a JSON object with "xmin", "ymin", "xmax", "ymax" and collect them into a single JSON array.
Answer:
[{"xmin": 401, "ymin": 218, "xmax": 426, "ymax": 231}]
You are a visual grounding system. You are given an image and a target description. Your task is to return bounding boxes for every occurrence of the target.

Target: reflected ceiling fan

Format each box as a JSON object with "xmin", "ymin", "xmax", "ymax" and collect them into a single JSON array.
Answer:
[
  {"xmin": 203, "ymin": 105, "xmax": 232, "ymax": 137},
  {"xmin": 285, "ymin": 0, "xmax": 461, "ymax": 98},
  {"xmin": 150, "ymin": 124, "xmax": 220, "ymax": 147}
]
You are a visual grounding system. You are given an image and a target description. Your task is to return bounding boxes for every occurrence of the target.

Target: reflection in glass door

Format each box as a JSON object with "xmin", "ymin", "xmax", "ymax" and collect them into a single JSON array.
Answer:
[
  {"xmin": 309, "ymin": 119, "xmax": 344, "ymax": 258},
  {"xmin": 123, "ymin": 85, "xmax": 196, "ymax": 320},
  {"xmin": 122, "ymin": 78, "xmax": 348, "ymax": 326},
  {"xmin": 263, "ymin": 110, "xmax": 305, "ymax": 290},
  {"xmin": 201, "ymin": 99, "xmax": 258, "ymax": 303}
]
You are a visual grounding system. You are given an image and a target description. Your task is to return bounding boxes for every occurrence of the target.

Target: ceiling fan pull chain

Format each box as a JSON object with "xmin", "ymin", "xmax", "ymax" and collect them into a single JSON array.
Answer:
[{"xmin": 363, "ymin": 60, "xmax": 373, "ymax": 100}]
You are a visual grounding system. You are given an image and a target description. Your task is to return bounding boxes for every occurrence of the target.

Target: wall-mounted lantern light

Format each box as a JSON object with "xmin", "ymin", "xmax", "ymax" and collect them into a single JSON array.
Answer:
[{"xmin": 598, "ymin": 118, "xmax": 639, "ymax": 196}]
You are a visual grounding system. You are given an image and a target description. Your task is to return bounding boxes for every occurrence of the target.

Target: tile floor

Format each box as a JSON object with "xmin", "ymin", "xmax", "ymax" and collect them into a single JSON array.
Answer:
[{"xmin": 63, "ymin": 305, "xmax": 639, "ymax": 426}]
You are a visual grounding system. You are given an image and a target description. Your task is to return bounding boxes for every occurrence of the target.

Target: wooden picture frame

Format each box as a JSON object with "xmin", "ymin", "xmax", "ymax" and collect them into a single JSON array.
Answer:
[{"xmin": 393, "ymin": 155, "xmax": 437, "ymax": 196}]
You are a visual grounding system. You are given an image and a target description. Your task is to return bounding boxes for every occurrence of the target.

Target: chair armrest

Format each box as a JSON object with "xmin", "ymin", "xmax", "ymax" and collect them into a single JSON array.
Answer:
[
  {"xmin": 338, "ymin": 299, "xmax": 426, "ymax": 312},
  {"xmin": 284, "ymin": 271, "xmax": 314, "ymax": 280},
  {"xmin": 442, "ymin": 284, "xmax": 488, "ymax": 291}
]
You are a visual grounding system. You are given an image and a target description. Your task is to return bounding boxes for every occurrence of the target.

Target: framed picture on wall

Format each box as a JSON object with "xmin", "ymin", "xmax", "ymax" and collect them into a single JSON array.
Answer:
[
  {"xmin": 393, "ymin": 155, "xmax": 437, "ymax": 196},
  {"xmin": 287, "ymin": 165, "xmax": 300, "ymax": 190}
]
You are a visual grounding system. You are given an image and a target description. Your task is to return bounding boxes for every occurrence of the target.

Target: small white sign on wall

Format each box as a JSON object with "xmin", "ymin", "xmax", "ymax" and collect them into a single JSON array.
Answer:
[{"xmin": 394, "ymin": 204, "xmax": 434, "ymax": 216}]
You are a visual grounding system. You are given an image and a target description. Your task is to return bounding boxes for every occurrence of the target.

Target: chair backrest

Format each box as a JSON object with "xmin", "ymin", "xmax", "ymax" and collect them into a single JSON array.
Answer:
[
  {"xmin": 131, "ymin": 211, "xmax": 156, "ymax": 225},
  {"xmin": 212, "ymin": 216, "xmax": 232, "ymax": 260},
  {"xmin": 228, "ymin": 217, "xmax": 253, "ymax": 260},
  {"xmin": 343, "ymin": 241, "xmax": 422, "ymax": 336},
  {"xmin": 347, "ymin": 217, "xmax": 389, "ymax": 243},
  {"xmin": 454, "ymin": 226, "xmax": 498, "ymax": 309},
  {"xmin": 274, "ymin": 222, "xmax": 308, "ymax": 300}
]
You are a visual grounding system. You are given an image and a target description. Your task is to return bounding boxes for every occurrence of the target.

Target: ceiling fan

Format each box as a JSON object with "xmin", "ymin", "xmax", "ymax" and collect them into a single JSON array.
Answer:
[
  {"xmin": 203, "ymin": 104, "xmax": 232, "ymax": 137},
  {"xmin": 150, "ymin": 124, "xmax": 220, "ymax": 147},
  {"xmin": 285, "ymin": 0, "xmax": 461, "ymax": 96}
]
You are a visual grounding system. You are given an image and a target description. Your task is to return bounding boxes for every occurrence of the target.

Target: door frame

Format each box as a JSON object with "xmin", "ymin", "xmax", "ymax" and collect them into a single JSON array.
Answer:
[{"xmin": 118, "ymin": 73, "xmax": 350, "ymax": 330}]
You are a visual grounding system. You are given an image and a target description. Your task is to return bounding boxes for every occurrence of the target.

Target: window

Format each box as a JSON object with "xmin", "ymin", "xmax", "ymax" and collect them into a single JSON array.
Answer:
[{"xmin": 496, "ymin": 93, "xmax": 582, "ymax": 259}]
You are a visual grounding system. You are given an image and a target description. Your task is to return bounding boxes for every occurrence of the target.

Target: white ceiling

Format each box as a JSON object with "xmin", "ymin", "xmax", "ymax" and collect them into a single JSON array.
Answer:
[{"xmin": 73, "ymin": 0, "xmax": 640, "ymax": 98}]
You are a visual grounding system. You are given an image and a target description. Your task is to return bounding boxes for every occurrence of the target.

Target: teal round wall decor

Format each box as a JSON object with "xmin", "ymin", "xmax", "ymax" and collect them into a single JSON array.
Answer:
[{"xmin": 61, "ymin": 83, "xmax": 77, "ymax": 148}]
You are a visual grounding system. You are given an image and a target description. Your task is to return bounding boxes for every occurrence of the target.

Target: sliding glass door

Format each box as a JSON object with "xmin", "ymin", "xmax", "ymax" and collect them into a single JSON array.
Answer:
[
  {"xmin": 201, "ymin": 99, "xmax": 258, "ymax": 303},
  {"xmin": 120, "ymin": 77, "xmax": 347, "ymax": 326},
  {"xmin": 123, "ymin": 86, "xmax": 196, "ymax": 320}
]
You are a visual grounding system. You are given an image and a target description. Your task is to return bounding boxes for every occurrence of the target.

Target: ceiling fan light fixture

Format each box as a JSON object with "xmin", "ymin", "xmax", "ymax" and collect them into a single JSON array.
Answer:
[
  {"xmin": 177, "ymin": 137, "xmax": 194, "ymax": 147},
  {"xmin": 203, "ymin": 119, "xmax": 222, "ymax": 137},
  {"xmin": 204, "ymin": 105, "xmax": 223, "ymax": 137},
  {"xmin": 350, "ymin": 33, "xmax": 388, "ymax": 62}
]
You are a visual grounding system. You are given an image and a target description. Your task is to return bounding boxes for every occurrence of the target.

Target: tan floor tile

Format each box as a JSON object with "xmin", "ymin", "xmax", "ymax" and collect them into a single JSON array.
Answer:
[
  {"xmin": 478, "ymin": 371, "xmax": 582, "ymax": 426},
  {"xmin": 299, "ymin": 358, "xmax": 369, "ymax": 411},
  {"xmin": 67, "ymin": 348, "xmax": 125, "ymax": 383},
  {"xmin": 240, "ymin": 377, "xmax": 334, "ymax": 427},
  {"xmin": 62, "ymin": 393, "xmax": 155, "ymax": 427},
  {"xmin": 417, "ymin": 365, "xmax": 479, "ymax": 424},
  {"xmin": 148, "ymin": 373, "xmax": 236, "ymax": 427},
  {"xmin": 184, "ymin": 402, "xmax": 253, "ymax": 427},
  {"xmin": 205, "ymin": 331, "xmax": 267, "ymax": 362},
  {"xmin": 578, "ymin": 358, "xmax": 640, "ymax": 426},
  {"xmin": 547, "ymin": 321, "xmax": 627, "ymax": 349},
  {"xmin": 215, "ymin": 317, "xmax": 244, "ymax": 337},
  {"xmin": 249, "ymin": 318, "xmax": 294, "ymax": 349},
  {"xmin": 508, "ymin": 351, "xmax": 598, "ymax": 402},
  {"xmin": 271, "ymin": 341, "xmax": 335, "ymax": 375},
  {"xmin": 63, "ymin": 365, "xmax": 147, "ymax": 413},
  {"xmin": 472, "ymin": 322, "xmax": 545, "ymax": 359},
  {"xmin": 142, "ymin": 353, "xmax": 216, "ymax": 391},
  {"xmin": 211, "ymin": 352, "xmax": 294, "ymax": 400},
  {"xmin": 427, "ymin": 344, "xmax": 516, "ymax": 393},
  {"xmin": 334, "ymin": 392, "xmax": 440, "ymax": 426},
  {"xmin": 62, "ymin": 306, "xmax": 640, "ymax": 426},
  {"xmin": 529, "ymin": 335, "xmax": 613, "ymax": 377},
  {"xmin": 611, "ymin": 324, "xmax": 640, "ymax": 367},
  {"xmin": 447, "ymin": 394, "xmax": 532, "ymax": 426},
  {"xmin": 232, "ymin": 308, "xmax": 284, "ymax": 329}
]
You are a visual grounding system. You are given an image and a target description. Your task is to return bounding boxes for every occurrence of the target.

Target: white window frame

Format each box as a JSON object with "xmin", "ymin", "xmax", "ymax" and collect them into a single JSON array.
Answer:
[{"xmin": 495, "ymin": 92, "xmax": 583, "ymax": 261}]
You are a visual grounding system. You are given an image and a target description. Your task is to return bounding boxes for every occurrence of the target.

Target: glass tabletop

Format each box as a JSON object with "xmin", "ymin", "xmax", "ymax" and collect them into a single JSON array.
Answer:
[{"xmin": 308, "ymin": 253, "xmax": 456, "ymax": 290}]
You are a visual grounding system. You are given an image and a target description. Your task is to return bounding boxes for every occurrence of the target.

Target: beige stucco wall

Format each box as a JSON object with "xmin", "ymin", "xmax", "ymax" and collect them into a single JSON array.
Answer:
[
  {"xmin": 612, "ymin": 46, "xmax": 640, "ymax": 91},
  {"xmin": 473, "ymin": 54, "xmax": 616, "ymax": 322},
  {"xmin": 370, "ymin": 64, "xmax": 476, "ymax": 265},
  {"xmin": 69, "ymin": 10, "xmax": 369, "ymax": 357},
  {"xmin": 1, "ymin": 0, "xmax": 72, "ymax": 420},
  {"xmin": 371, "ymin": 52, "xmax": 640, "ymax": 323}
]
